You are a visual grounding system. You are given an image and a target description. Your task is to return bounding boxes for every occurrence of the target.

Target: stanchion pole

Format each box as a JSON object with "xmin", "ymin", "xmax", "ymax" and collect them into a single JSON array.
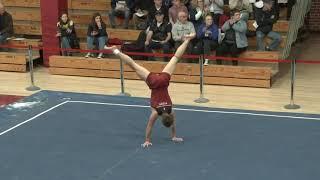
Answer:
[
  {"xmin": 117, "ymin": 58, "xmax": 131, "ymax": 96},
  {"xmin": 194, "ymin": 55, "xmax": 209, "ymax": 103},
  {"xmin": 26, "ymin": 45, "xmax": 41, "ymax": 91},
  {"xmin": 284, "ymin": 57, "xmax": 300, "ymax": 109}
]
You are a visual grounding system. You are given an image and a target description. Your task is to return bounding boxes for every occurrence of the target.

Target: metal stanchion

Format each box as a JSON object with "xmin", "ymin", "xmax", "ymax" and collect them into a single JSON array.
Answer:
[
  {"xmin": 194, "ymin": 55, "xmax": 209, "ymax": 103},
  {"xmin": 117, "ymin": 58, "xmax": 131, "ymax": 96},
  {"xmin": 284, "ymin": 57, "xmax": 300, "ymax": 109},
  {"xmin": 26, "ymin": 45, "xmax": 41, "ymax": 91}
]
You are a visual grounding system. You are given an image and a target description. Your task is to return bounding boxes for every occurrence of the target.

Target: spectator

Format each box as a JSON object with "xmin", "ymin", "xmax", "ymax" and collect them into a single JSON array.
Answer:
[
  {"xmin": 148, "ymin": 0, "xmax": 169, "ymax": 25},
  {"xmin": 204, "ymin": 0, "xmax": 224, "ymax": 26},
  {"xmin": 216, "ymin": 10, "xmax": 248, "ymax": 65},
  {"xmin": 171, "ymin": 11, "xmax": 196, "ymax": 53},
  {"xmin": 0, "ymin": 3, "xmax": 13, "ymax": 50},
  {"xmin": 86, "ymin": 13, "xmax": 108, "ymax": 59},
  {"xmin": 255, "ymin": 0, "xmax": 281, "ymax": 51},
  {"xmin": 195, "ymin": 14, "xmax": 219, "ymax": 65},
  {"xmin": 133, "ymin": 0, "xmax": 153, "ymax": 30},
  {"xmin": 108, "ymin": 0, "xmax": 135, "ymax": 29},
  {"xmin": 189, "ymin": 0, "xmax": 210, "ymax": 30},
  {"xmin": 56, "ymin": 13, "xmax": 78, "ymax": 56},
  {"xmin": 169, "ymin": 0, "xmax": 188, "ymax": 24},
  {"xmin": 229, "ymin": 0, "xmax": 253, "ymax": 13},
  {"xmin": 163, "ymin": 0, "xmax": 173, "ymax": 8},
  {"xmin": 145, "ymin": 10, "xmax": 172, "ymax": 61}
]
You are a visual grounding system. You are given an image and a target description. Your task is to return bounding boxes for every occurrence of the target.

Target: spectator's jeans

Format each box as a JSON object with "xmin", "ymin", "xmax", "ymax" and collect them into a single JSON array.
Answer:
[
  {"xmin": 0, "ymin": 33, "xmax": 10, "ymax": 51},
  {"xmin": 60, "ymin": 36, "xmax": 71, "ymax": 56},
  {"xmin": 145, "ymin": 41, "xmax": 171, "ymax": 61},
  {"xmin": 256, "ymin": 31, "xmax": 282, "ymax": 51},
  {"xmin": 108, "ymin": 8, "xmax": 130, "ymax": 29},
  {"xmin": 216, "ymin": 41, "xmax": 247, "ymax": 65},
  {"xmin": 196, "ymin": 39, "xmax": 218, "ymax": 56},
  {"xmin": 87, "ymin": 36, "xmax": 107, "ymax": 53}
]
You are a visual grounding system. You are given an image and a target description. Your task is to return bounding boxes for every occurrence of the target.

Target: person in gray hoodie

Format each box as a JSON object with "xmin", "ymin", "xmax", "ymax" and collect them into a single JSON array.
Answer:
[{"xmin": 216, "ymin": 9, "xmax": 248, "ymax": 65}]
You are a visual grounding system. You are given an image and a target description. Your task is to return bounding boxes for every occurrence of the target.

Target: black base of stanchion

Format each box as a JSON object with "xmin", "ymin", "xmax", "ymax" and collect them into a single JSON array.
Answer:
[
  {"xmin": 25, "ymin": 86, "xmax": 41, "ymax": 91},
  {"xmin": 117, "ymin": 92, "xmax": 131, "ymax": 97},
  {"xmin": 284, "ymin": 104, "xmax": 301, "ymax": 110},
  {"xmin": 194, "ymin": 97, "xmax": 209, "ymax": 103}
]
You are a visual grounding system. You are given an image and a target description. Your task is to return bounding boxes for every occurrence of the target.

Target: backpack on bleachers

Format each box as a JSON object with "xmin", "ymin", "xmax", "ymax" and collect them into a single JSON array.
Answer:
[{"xmin": 121, "ymin": 30, "xmax": 147, "ymax": 60}]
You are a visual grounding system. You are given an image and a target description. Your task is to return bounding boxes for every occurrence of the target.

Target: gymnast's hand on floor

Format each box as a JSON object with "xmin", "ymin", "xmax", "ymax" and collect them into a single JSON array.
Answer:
[
  {"xmin": 172, "ymin": 137, "xmax": 184, "ymax": 143},
  {"xmin": 141, "ymin": 141, "xmax": 152, "ymax": 148}
]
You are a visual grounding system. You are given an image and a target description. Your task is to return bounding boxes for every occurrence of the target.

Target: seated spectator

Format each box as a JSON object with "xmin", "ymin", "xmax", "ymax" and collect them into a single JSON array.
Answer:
[
  {"xmin": 195, "ymin": 14, "xmax": 219, "ymax": 65},
  {"xmin": 147, "ymin": 0, "xmax": 169, "ymax": 25},
  {"xmin": 145, "ymin": 10, "xmax": 172, "ymax": 61},
  {"xmin": 255, "ymin": 0, "xmax": 281, "ymax": 51},
  {"xmin": 172, "ymin": 11, "xmax": 196, "ymax": 53},
  {"xmin": 133, "ymin": 0, "xmax": 153, "ymax": 30},
  {"xmin": 204, "ymin": 0, "xmax": 224, "ymax": 26},
  {"xmin": 229, "ymin": 0, "xmax": 253, "ymax": 13},
  {"xmin": 0, "ymin": 3, "xmax": 13, "ymax": 50},
  {"xmin": 86, "ymin": 13, "xmax": 108, "ymax": 59},
  {"xmin": 108, "ymin": 0, "xmax": 135, "ymax": 29},
  {"xmin": 56, "ymin": 13, "xmax": 78, "ymax": 56},
  {"xmin": 189, "ymin": 0, "xmax": 210, "ymax": 31},
  {"xmin": 169, "ymin": 0, "xmax": 188, "ymax": 24},
  {"xmin": 216, "ymin": 10, "xmax": 248, "ymax": 65}
]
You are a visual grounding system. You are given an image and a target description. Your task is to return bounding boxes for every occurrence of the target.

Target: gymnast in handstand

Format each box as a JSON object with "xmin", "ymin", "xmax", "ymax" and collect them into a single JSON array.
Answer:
[{"xmin": 105, "ymin": 34, "xmax": 194, "ymax": 148}]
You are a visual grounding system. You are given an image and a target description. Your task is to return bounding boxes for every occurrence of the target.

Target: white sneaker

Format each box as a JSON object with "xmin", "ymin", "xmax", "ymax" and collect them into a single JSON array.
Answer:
[
  {"xmin": 85, "ymin": 53, "xmax": 91, "ymax": 58},
  {"xmin": 204, "ymin": 59, "xmax": 209, "ymax": 66},
  {"xmin": 97, "ymin": 53, "xmax": 103, "ymax": 59}
]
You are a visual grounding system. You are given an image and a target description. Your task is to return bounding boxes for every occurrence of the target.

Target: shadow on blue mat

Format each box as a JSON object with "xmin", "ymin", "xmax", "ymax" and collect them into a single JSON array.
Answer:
[{"xmin": 0, "ymin": 90, "xmax": 319, "ymax": 180}]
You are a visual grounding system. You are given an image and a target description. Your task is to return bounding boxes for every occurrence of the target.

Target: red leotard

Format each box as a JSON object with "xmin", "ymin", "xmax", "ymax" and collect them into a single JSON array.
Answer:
[{"xmin": 146, "ymin": 72, "xmax": 172, "ymax": 109}]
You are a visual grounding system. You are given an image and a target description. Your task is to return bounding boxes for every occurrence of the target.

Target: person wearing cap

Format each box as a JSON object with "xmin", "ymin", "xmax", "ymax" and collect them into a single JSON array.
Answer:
[
  {"xmin": 255, "ymin": 0, "xmax": 281, "ymax": 51},
  {"xmin": 145, "ymin": 10, "xmax": 172, "ymax": 61},
  {"xmin": 147, "ymin": 0, "xmax": 169, "ymax": 25},
  {"xmin": 0, "ymin": 3, "xmax": 13, "ymax": 50}
]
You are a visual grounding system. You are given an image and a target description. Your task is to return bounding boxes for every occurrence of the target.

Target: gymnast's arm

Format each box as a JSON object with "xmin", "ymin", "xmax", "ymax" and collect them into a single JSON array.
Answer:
[
  {"xmin": 170, "ymin": 113, "xmax": 183, "ymax": 142},
  {"xmin": 142, "ymin": 109, "xmax": 158, "ymax": 147}
]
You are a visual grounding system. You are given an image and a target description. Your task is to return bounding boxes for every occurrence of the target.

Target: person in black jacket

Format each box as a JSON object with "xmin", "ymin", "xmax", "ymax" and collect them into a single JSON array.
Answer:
[
  {"xmin": 56, "ymin": 13, "xmax": 78, "ymax": 56},
  {"xmin": 255, "ymin": 0, "xmax": 281, "ymax": 51},
  {"xmin": 147, "ymin": 0, "xmax": 169, "ymax": 26},
  {"xmin": 108, "ymin": 0, "xmax": 135, "ymax": 29},
  {"xmin": 86, "ymin": 13, "xmax": 108, "ymax": 59},
  {"xmin": 145, "ymin": 10, "xmax": 172, "ymax": 61},
  {"xmin": 0, "ymin": 3, "xmax": 13, "ymax": 50}
]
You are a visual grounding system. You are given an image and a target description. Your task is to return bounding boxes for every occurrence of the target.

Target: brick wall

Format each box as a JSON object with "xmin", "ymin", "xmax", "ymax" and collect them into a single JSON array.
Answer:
[{"xmin": 310, "ymin": 0, "xmax": 320, "ymax": 31}]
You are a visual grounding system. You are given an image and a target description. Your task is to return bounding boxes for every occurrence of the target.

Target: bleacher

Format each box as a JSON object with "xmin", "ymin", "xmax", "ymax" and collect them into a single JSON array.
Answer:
[
  {"xmin": 2, "ymin": 0, "xmax": 291, "ymax": 88},
  {"xmin": 0, "ymin": 0, "xmax": 41, "ymax": 72}
]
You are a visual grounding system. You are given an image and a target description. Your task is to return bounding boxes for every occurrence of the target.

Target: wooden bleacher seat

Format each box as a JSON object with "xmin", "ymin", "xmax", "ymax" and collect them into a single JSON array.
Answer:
[
  {"xmin": 49, "ymin": 55, "xmax": 273, "ymax": 88},
  {"xmin": 2, "ymin": 0, "xmax": 40, "ymax": 7},
  {"xmin": 13, "ymin": 21, "xmax": 42, "ymax": 36},
  {"xmin": 247, "ymin": 20, "xmax": 289, "ymax": 33},
  {"xmin": 6, "ymin": 7, "xmax": 41, "ymax": 21},
  {"xmin": 68, "ymin": 0, "xmax": 111, "ymax": 11},
  {"xmin": 0, "ymin": 52, "xmax": 39, "ymax": 72},
  {"xmin": 7, "ymin": 38, "xmax": 42, "ymax": 47}
]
